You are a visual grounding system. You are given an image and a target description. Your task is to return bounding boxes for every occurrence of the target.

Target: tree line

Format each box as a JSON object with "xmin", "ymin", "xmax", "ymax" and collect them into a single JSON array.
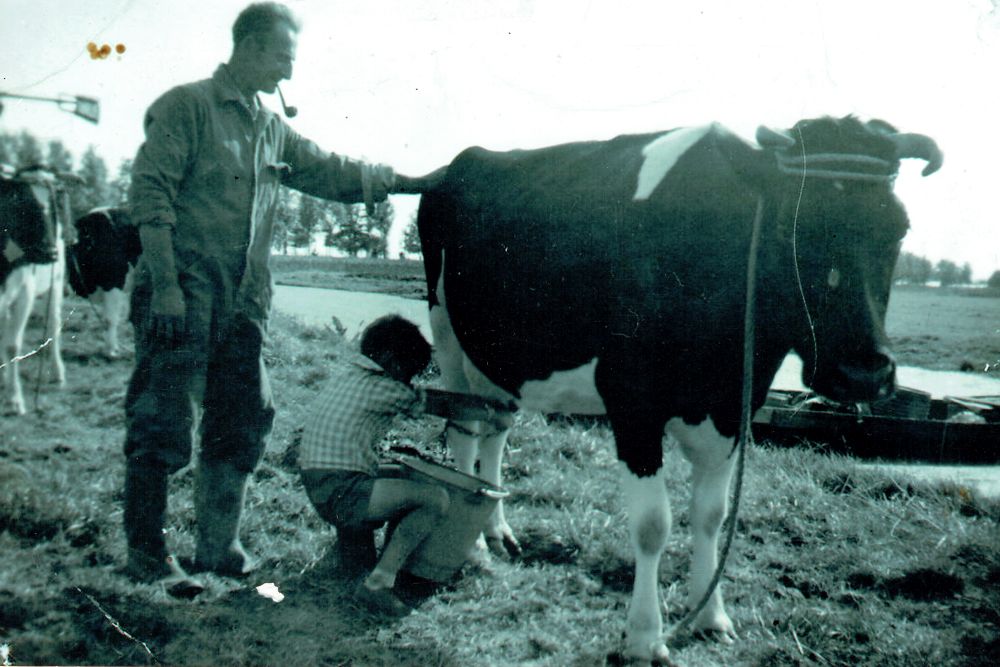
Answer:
[
  {"xmin": 893, "ymin": 252, "xmax": 978, "ymax": 286},
  {"xmin": 0, "ymin": 129, "xmax": 407, "ymax": 257}
]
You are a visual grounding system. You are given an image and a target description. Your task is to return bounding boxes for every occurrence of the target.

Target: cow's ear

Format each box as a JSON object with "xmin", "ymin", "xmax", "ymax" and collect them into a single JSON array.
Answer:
[
  {"xmin": 755, "ymin": 125, "xmax": 796, "ymax": 150},
  {"xmin": 866, "ymin": 119, "xmax": 899, "ymax": 135}
]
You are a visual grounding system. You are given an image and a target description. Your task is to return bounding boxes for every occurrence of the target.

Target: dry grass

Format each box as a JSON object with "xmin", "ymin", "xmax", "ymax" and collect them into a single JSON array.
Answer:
[{"xmin": 1, "ymin": 280, "xmax": 998, "ymax": 666}]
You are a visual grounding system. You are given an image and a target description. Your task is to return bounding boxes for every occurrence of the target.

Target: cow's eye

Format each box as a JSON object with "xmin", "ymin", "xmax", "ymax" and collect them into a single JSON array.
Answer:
[{"xmin": 827, "ymin": 267, "xmax": 841, "ymax": 288}]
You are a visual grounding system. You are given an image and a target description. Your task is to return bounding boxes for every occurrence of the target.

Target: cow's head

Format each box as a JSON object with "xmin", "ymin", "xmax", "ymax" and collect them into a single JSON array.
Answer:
[
  {"xmin": 0, "ymin": 168, "xmax": 63, "ymax": 268},
  {"xmin": 756, "ymin": 116, "xmax": 942, "ymax": 403}
]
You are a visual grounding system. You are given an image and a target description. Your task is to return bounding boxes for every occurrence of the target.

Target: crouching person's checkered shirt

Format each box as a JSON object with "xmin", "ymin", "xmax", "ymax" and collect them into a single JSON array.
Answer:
[{"xmin": 298, "ymin": 353, "xmax": 424, "ymax": 475}]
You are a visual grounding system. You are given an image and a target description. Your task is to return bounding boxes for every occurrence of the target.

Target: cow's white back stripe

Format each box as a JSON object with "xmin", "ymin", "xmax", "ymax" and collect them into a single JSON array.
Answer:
[{"xmin": 633, "ymin": 124, "xmax": 714, "ymax": 201}]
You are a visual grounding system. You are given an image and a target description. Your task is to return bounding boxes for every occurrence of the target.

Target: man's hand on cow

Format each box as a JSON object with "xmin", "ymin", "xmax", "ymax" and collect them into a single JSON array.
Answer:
[{"xmin": 149, "ymin": 284, "xmax": 186, "ymax": 347}]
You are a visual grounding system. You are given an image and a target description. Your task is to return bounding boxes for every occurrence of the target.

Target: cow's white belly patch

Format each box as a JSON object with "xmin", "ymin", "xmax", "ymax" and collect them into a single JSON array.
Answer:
[
  {"xmin": 516, "ymin": 358, "xmax": 607, "ymax": 415},
  {"xmin": 633, "ymin": 124, "xmax": 714, "ymax": 201}
]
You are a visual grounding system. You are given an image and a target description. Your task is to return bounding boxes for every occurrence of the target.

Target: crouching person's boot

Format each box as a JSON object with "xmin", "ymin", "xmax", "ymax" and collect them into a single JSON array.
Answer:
[
  {"xmin": 122, "ymin": 458, "xmax": 203, "ymax": 597},
  {"xmin": 335, "ymin": 525, "xmax": 378, "ymax": 578},
  {"xmin": 193, "ymin": 460, "xmax": 258, "ymax": 577}
]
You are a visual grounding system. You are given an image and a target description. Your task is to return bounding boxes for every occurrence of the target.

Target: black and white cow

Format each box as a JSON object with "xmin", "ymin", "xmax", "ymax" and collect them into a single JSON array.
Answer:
[
  {"xmin": 1, "ymin": 166, "xmax": 76, "ymax": 415},
  {"xmin": 66, "ymin": 207, "xmax": 141, "ymax": 357},
  {"xmin": 393, "ymin": 116, "xmax": 942, "ymax": 662}
]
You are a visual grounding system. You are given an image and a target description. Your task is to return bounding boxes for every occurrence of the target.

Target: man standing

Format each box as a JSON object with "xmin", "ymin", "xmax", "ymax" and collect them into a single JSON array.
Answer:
[{"xmin": 123, "ymin": 2, "xmax": 397, "ymax": 586}]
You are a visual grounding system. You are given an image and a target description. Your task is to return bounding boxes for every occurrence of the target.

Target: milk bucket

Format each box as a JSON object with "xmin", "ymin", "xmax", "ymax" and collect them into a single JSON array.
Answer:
[{"xmin": 389, "ymin": 454, "xmax": 508, "ymax": 582}]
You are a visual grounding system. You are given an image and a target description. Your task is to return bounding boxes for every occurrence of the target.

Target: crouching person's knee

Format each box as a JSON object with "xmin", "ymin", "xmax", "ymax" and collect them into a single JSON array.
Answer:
[{"xmin": 426, "ymin": 485, "xmax": 450, "ymax": 519}]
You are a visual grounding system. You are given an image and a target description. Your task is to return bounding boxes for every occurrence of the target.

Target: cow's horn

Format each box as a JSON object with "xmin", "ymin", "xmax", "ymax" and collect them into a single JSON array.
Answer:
[
  {"xmin": 888, "ymin": 133, "xmax": 943, "ymax": 176},
  {"xmin": 756, "ymin": 125, "xmax": 796, "ymax": 149}
]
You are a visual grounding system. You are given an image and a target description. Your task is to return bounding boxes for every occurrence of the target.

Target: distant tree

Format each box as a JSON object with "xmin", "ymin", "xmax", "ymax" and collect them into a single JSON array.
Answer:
[
  {"xmin": 988, "ymin": 270, "xmax": 1000, "ymax": 290},
  {"xmin": 893, "ymin": 252, "xmax": 933, "ymax": 284},
  {"xmin": 271, "ymin": 188, "xmax": 298, "ymax": 253},
  {"xmin": 402, "ymin": 211, "xmax": 421, "ymax": 256},
  {"xmin": 290, "ymin": 193, "xmax": 324, "ymax": 252},
  {"xmin": 332, "ymin": 203, "xmax": 370, "ymax": 257},
  {"xmin": 73, "ymin": 145, "xmax": 110, "ymax": 216},
  {"xmin": 364, "ymin": 199, "xmax": 394, "ymax": 258},
  {"xmin": 959, "ymin": 262, "xmax": 973, "ymax": 285},
  {"xmin": 934, "ymin": 259, "xmax": 963, "ymax": 287},
  {"xmin": 46, "ymin": 139, "xmax": 74, "ymax": 172},
  {"xmin": 110, "ymin": 158, "xmax": 133, "ymax": 206},
  {"xmin": 0, "ymin": 132, "xmax": 17, "ymax": 165},
  {"xmin": 322, "ymin": 203, "xmax": 338, "ymax": 251},
  {"xmin": 15, "ymin": 130, "xmax": 43, "ymax": 167}
]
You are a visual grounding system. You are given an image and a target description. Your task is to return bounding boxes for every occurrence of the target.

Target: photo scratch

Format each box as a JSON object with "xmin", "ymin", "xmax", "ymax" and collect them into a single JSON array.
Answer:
[{"xmin": 0, "ymin": 338, "xmax": 52, "ymax": 370}]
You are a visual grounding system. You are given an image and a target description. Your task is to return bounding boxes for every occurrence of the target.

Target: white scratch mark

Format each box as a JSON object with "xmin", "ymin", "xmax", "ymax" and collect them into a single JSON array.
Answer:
[
  {"xmin": 0, "ymin": 338, "xmax": 52, "ymax": 370},
  {"xmin": 75, "ymin": 587, "xmax": 157, "ymax": 662}
]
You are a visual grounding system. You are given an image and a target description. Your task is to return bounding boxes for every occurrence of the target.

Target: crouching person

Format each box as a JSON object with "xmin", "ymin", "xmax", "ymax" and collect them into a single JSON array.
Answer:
[{"xmin": 299, "ymin": 315, "xmax": 449, "ymax": 616}]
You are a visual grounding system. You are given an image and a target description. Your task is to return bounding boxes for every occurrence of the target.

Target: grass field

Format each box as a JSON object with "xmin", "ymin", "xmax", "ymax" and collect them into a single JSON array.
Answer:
[
  {"xmin": 1, "ymin": 262, "xmax": 998, "ymax": 666},
  {"xmin": 886, "ymin": 285, "xmax": 1000, "ymax": 372}
]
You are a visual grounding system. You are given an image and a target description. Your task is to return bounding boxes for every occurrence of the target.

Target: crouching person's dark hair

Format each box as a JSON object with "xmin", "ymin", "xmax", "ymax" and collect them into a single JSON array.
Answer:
[{"xmin": 360, "ymin": 315, "xmax": 431, "ymax": 384}]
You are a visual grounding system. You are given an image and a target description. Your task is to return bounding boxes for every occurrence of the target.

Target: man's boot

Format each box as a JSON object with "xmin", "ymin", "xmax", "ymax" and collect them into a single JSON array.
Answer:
[
  {"xmin": 122, "ymin": 459, "xmax": 203, "ymax": 596},
  {"xmin": 193, "ymin": 460, "xmax": 258, "ymax": 577}
]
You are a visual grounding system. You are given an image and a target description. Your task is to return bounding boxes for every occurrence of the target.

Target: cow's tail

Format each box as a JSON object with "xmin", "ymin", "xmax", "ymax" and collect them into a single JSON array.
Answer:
[
  {"xmin": 414, "ymin": 188, "xmax": 452, "ymax": 310},
  {"xmin": 391, "ymin": 166, "xmax": 448, "ymax": 196},
  {"xmin": 390, "ymin": 165, "xmax": 450, "ymax": 309}
]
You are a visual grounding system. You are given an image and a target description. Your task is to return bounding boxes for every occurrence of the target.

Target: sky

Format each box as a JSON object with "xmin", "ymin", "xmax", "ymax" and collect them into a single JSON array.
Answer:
[{"xmin": 2, "ymin": 0, "xmax": 999, "ymax": 276}]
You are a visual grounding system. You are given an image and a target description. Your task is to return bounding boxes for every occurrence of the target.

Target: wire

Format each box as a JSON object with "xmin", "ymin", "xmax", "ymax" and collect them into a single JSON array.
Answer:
[
  {"xmin": 666, "ymin": 194, "xmax": 764, "ymax": 640},
  {"xmin": 791, "ymin": 126, "xmax": 818, "ymax": 388}
]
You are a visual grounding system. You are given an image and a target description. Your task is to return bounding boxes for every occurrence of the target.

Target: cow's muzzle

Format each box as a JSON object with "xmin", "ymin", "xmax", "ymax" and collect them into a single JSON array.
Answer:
[{"xmin": 809, "ymin": 346, "xmax": 897, "ymax": 404}]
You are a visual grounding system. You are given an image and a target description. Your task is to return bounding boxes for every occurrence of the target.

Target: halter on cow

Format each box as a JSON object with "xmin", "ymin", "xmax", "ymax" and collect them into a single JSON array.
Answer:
[{"xmin": 391, "ymin": 116, "xmax": 943, "ymax": 663}]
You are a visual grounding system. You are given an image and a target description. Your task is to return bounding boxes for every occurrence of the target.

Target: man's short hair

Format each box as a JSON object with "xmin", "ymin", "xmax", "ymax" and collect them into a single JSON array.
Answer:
[
  {"xmin": 360, "ymin": 315, "xmax": 432, "ymax": 381},
  {"xmin": 232, "ymin": 2, "xmax": 301, "ymax": 47}
]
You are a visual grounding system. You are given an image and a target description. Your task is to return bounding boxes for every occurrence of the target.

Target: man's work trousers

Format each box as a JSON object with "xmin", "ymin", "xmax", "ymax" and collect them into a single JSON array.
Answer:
[{"xmin": 123, "ymin": 285, "xmax": 275, "ymax": 474}]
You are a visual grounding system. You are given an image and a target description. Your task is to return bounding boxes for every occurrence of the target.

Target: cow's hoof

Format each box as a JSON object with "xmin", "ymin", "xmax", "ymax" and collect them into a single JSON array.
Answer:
[
  {"xmin": 486, "ymin": 533, "xmax": 522, "ymax": 560},
  {"xmin": 619, "ymin": 638, "xmax": 675, "ymax": 666},
  {"xmin": 466, "ymin": 537, "xmax": 493, "ymax": 567},
  {"xmin": 691, "ymin": 609, "xmax": 737, "ymax": 644}
]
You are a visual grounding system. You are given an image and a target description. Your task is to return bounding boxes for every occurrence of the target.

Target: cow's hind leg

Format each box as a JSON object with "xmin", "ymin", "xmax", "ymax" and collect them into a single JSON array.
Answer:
[
  {"xmin": 470, "ymin": 413, "xmax": 519, "ymax": 557},
  {"xmin": 430, "ymin": 304, "xmax": 481, "ymax": 471},
  {"xmin": 669, "ymin": 417, "xmax": 738, "ymax": 642},
  {"xmin": 100, "ymin": 288, "xmax": 128, "ymax": 358},
  {"xmin": 43, "ymin": 266, "xmax": 65, "ymax": 386},
  {"xmin": 429, "ymin": 302, "xmax": 520, "ymax": 558}
]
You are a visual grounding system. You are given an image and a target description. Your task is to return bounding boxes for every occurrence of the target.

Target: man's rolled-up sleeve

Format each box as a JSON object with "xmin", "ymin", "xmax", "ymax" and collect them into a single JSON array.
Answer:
[
  {"xmin": 128, "ymin": 89, "xmax": 199, "ymax": 229},
  {"xmin": 280, "ymin": 126, "xmax": 392, "ymax": 204}
]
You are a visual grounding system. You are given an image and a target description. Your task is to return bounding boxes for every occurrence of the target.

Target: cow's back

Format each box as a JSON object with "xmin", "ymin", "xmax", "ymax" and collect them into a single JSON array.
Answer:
[{"xmin": 418, "ymin": 128, "xmax": 760, "ymax": 395}]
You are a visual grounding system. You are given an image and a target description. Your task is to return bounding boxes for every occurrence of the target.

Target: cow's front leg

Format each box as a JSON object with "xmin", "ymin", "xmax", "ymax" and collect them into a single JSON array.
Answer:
[
  {"xmin": 669, "ymin": 417, "xmax": 738, "ymax": 642},
  {"xmin": 3, "ymin": 288, "xmax": 33, "ymax": 415},
  {"xmin": 102, "ymin": 288, "xmax": 127, "ymax": 358},
  {"xmin": 621, "ymin": 465, "xmax": 672, "ymax": 664},
  {"xmin": 477, "ymin": 424, "xmax": 520, "ymax": 558}
]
